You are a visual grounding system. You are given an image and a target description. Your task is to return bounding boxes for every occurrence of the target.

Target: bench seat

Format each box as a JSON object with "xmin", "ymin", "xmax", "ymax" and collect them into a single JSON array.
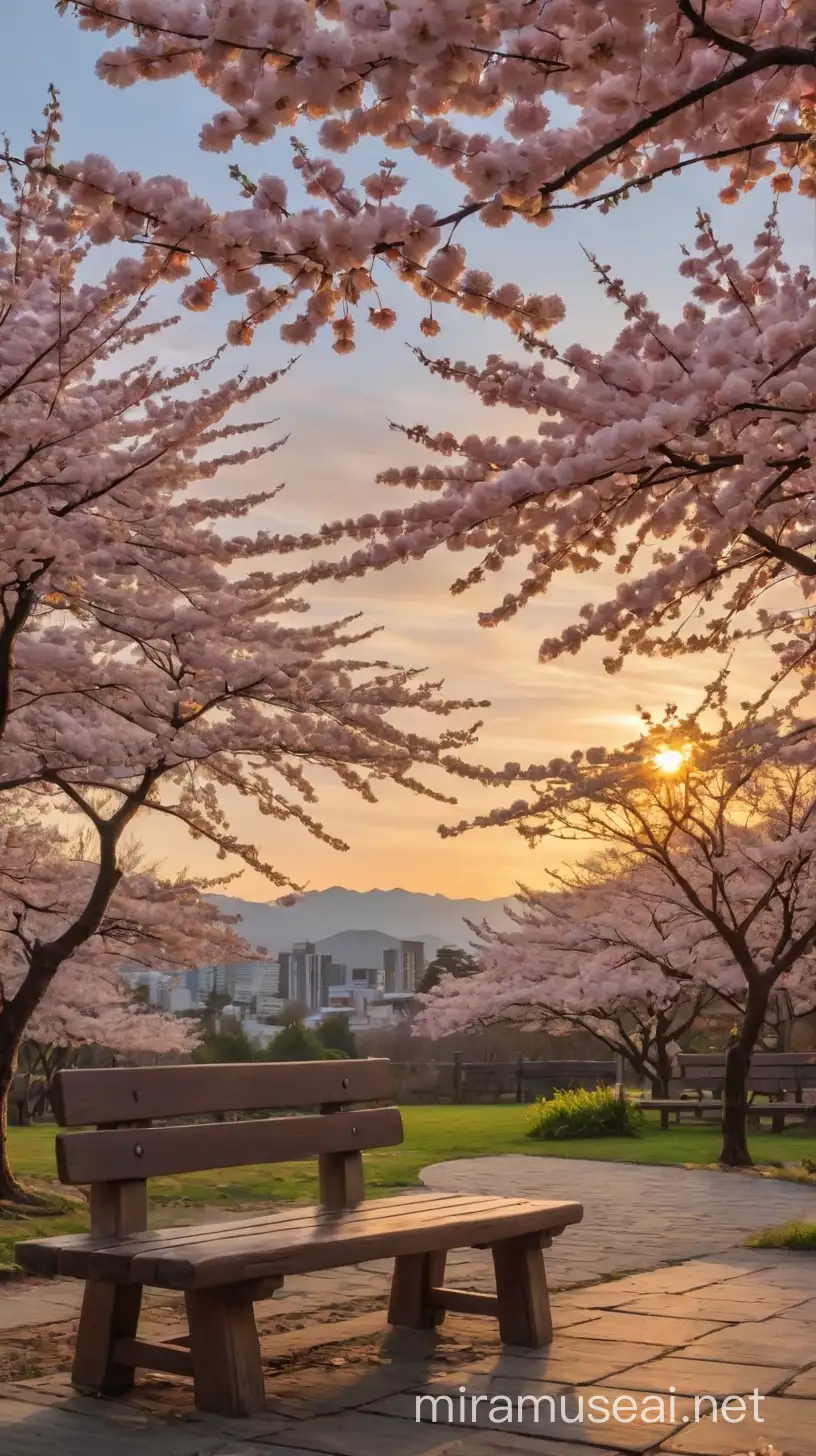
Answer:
[
  {"xmin": 640, "ymin": 1098, "xmax": 815, "ymax": 1127},
  {"xmin": 17, "ymin": 1190, "xmax": 582, "ymax": 1290}
]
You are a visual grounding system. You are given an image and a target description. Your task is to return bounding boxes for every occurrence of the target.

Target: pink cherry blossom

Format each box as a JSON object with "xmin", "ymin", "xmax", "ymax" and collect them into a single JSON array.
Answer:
[
  {"xmin": 270, "ymin": 209, "xmax": 816, "ymax": 693},
  {"xmin": 0, "ymin": 107, "xmax": 487, "ymax": 1202},
  {"xmin": 45, "ymin": 2, "xmax": 816, "ymax": 341}
]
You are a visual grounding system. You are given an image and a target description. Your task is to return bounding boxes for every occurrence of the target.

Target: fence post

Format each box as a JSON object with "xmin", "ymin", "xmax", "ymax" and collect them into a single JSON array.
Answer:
[
  {"xmin": 515, "ymin": 1055, "xmax": 524, "ymax": 1104},
  {"xmin": 615, "ymin": 1054, "xmax": 625, "ymax": 1099},
  {"xmin": 453, "ymin": 1052, "xmax": 463, "ymax": 1103}
]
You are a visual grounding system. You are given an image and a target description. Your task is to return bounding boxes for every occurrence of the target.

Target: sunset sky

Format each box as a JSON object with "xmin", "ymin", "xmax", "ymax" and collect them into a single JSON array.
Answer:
[{"xmin": 3, "ymin": 7, "xmax": 812, "ymax": 901}]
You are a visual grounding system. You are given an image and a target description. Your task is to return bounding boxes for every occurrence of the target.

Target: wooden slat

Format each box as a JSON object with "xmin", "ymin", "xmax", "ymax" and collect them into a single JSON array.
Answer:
[
  {"xmin": 82, "ymin": 1194, "xmax": 520, "ymax": 1282},
  {"xmin": 55, "ymin": 1105, "xmax": 403, "ymax": 1185},
  {"xmin": 50, "ymin": 1058, "xmax": 394, "ymax": 1126},
  {"xmin": 427, "ymin": 1287, "xmax": 499, "ymax": 1316},
  {"xmin": 112, "ymin": 1337, "xmax": 193, "ymax": 1378},
  {"xmin": 17, "ymin": 1192, "xmax": 583, "ymax": 1290},
  {"xmin": 142, "ymin": 1197, "xmax": 584, "ymax": 1290},
  {"xmin": 16, "ymin": 1189, "xmax": 468, "ymax": 1279}
]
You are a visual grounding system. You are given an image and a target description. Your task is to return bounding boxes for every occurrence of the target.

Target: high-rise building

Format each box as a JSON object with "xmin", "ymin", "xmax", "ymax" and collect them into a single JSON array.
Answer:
[
  {"xmin": 277, "ymin": 944, "xmax": 330, "ymax": 1009},
  {"xmin": 157, "ymin": 977, "xmax": 193, "ymax": 1014},
  {"xmin": 383, "ymin": 941, "xmax": 425, "ymax": 993}
]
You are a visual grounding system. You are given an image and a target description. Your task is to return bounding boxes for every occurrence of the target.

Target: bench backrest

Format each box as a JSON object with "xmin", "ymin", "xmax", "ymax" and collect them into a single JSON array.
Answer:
[
  {"xmin": 51, "ymin": 1059, "xmax": 400, "ymax": 1234},
  {"xmin": 679, "ymin": 1052, "xmax": 816, "ymax": 1092}
]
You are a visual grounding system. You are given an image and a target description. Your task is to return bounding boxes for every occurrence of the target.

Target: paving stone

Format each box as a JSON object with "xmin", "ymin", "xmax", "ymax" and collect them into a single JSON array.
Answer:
[
  {"xmin": 0, "ymin": 1394, "xmax": 229, "ymax": 1455},
  {"xmin": 715, "ymin": 1263, "xmax": 816, "ymax": 1294},
  {"xmin": 758, "ymin": 1295, "xmax": 816, "ymax": 1321},
  {"xmin": 556, "ymin": 1313, "xmax": 725, "ymax": 1346},
  {"xmin": 783, "ymin": 1366, "xmax": 816, "ymax": 1397},
  {"xmin": 677, "ymin": 1317, "xmax": 815, "ymax": 1367},
  {"xmin": 554, "ymin": 1264, "xmax": 776, "ymax": 1308},
  {"xmin": 551, "ymin": 1309, "xmax": 604, "ymax": 1333},
  {"xmin": 0, "ymin": 1292, "xmax": 82, "ymax": 1332},
  {"xmin": 603, "ymin": 1356, "xmax": 795, "ymax": 1396},
  {"xmin": 366, "ymin": 1385, "xmax": 695, "ymax": 1451},
  {"xmin": 554, "ymin": 1288, "xmax": 650, "ymax": 1311},
  {"xmin": 252, "ymin": 1360, "xmax": 431, "ymax": 1418},
  {"xmin": 462, "ymin": 1340, "xmax": 668, "ymax": 1386},
  {"xmin": 619, "ymin": 1289, "xmax": 807, "ymax": 1321},
  {"xmin": 661, "ymin": 1394, "xmax": 816, "ymax": 1455},
  {"xmin": 262, "ymin": 1412, "xmax": 621, "ymax": 1456},
  {"xmin": 0, "ymin": 1375, "xmax": 297, "ymax": 1440}
]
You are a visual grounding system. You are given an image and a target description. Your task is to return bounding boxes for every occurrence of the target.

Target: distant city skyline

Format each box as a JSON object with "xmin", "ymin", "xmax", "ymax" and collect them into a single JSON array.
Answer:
[{"xmin": 3, "ymin": 8, "xmax": 809, "ymax": 898}]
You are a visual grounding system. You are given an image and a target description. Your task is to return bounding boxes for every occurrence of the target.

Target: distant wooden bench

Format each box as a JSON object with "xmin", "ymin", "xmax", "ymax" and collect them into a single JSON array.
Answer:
[
  {"xmin": 16, "ymin": 1059, "xmax": 583, "ymax": 1419},
  {"xmin": 680, "ymin": 1051, "xmax": 816, "ymax": 1102},
  {"xmin": 640, "ymin": 1053, "xmax": 816, "ymax": 1129},
  {"xmin": 640, "ymin": 1098, "xmax": 816, "ymax": 1128}
]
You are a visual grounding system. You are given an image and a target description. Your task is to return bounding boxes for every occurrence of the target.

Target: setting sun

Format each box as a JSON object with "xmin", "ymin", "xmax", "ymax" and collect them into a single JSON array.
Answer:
[{"xmin": 653, "ymin": 744, "xmax": 693, "ymax": 775}]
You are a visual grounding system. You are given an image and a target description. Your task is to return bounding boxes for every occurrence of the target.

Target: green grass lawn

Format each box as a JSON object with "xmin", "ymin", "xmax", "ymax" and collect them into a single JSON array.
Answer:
[{"xmin": 3, "ymin": 1106, "xmax": 816, "ymax": 1274}]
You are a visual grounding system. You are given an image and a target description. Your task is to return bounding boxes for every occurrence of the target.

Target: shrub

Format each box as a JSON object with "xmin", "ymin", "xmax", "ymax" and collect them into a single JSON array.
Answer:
[
  {"xmin": 750, "ymin": 1221, "xmax": 816, "ymax": 1250},
  {"xmin": 316, "ymin": 1014, "xmax": 358, "ymax": 1059},
  {"xmin": 265, "ymin": 1020, "xmax": 325, "ymax": 1062},
  {"xmin": 526, "ymin": 1085, "xmax": 644, "ymax": 1141},
  {"xmin": 192, "ymin": 1026, "xmax": 256, "ymax": 1064}
]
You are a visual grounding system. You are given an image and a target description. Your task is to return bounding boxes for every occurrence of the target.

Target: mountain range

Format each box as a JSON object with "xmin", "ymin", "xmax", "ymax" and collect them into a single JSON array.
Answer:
[{"xmin": 209, "ymin": 887, "xmax": 516, "ymax": 955}]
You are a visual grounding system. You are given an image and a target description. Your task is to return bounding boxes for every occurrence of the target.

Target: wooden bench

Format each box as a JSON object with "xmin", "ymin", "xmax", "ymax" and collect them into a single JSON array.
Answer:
[
  {"xmin": 639, "ymin": 1098, "xmax": 816, "ymax": 1128},
  {"xmin": 680, "ymin": 1051, "xmax": 816, "ymax": 1102},
  {"xmin": 16, "ymin": 1059, "xmax": 583, "ymax": 1418},
  {"xmin": 680, "ymin": 1052, "xmax": 816, "ymax": 1132},
  {"xmin": 640, "ymin": 1053, "xmax": 816, "ymax": 1129}
]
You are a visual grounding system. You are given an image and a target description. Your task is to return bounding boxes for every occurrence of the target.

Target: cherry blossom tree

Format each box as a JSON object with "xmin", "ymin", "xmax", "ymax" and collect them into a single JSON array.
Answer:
[
  {"xmin": 48, "ymin": 2, "xmax": 816, "ymax": 349},
  {"xmin": 416, "ymin": 866, "xmax": 716, "ymax": 1100},
  {"xmin": 269, "ymin": 207, "xmax": 816, "ymax": 697},
  {"xmin": 0, "ymin": 811, "xmax": 251, "ymax": 1197},
  {"xmin": 435, "ymin": 712, "xmax": 816, "ymax": 1166},
  {"xmin": 0, "ymin": 106, "xmax": 484, "ymax": 1204}
]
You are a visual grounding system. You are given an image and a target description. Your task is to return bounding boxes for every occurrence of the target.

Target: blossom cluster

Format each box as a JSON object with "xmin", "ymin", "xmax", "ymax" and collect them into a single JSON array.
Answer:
[
  {"xmin": 50, "ymin": 1, "xmax": 816, "ymax": 344},
  {"xmin": 268, "ymin": 209, "xmax": 816, "ymax": 685},
  {"xmin": 0, "ymin": 815, "xmax": 247, "ymax": 1056}
]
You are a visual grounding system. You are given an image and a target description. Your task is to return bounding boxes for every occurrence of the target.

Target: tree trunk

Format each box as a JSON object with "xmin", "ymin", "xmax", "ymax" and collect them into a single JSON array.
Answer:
[
  {"xmin": 720, "ymin": 986, "xmax": 769, "ymax": 1168},
  {"xmin": 0, "ymin": 1012, "xmax": 43, "ymax": 1207},
  {"xmin": 0, "ymin": 954, "xmax": 76, "ymax": 1208},
  {"xmin": 0, "ymin": 819, "xmax": 128, "ymax": 1209}
]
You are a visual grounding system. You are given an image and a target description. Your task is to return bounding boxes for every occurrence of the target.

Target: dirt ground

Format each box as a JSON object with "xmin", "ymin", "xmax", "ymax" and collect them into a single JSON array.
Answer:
[
  {"xmin": 0, "ymin": 1286, "xmax": 499, "ymax": 1422},
  {"xmin": 0, "ymin": 1288, "xmax": 388, "ymax": 1384}
]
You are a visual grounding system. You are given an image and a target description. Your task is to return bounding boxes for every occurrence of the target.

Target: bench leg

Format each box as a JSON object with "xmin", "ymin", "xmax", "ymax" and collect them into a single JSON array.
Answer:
[
  {"xmin": 72, "ymin": 1280, "xmax": 143, "ymax": 1396},
  {"xmin": 185, "ymin": 1287, "xmax": 265, "ymax": 1418},
  {"xmin": 388, "ymin": 1250, "xmax": 447, "ymax": 1330},
  {"xmin": 492, "ymin": 1234, "xmax": 553, "ymax": 1348}
]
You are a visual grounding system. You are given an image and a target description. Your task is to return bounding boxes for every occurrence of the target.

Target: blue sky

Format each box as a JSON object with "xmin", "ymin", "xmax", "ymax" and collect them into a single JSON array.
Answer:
[{"xmin": 3, "ymin": 6, "xmax": 814, "ymax": 900}]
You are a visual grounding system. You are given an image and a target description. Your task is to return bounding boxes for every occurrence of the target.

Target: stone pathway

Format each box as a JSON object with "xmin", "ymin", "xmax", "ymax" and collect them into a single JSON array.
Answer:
[
  {"xmin": 4, "ymin": 1156, "xmax": 815, "ymax": 1330},
  {"xmin": 422, "ymin": 1156, "xmax": 816, "ymax": 1285},
  {"xmin": 3, "ymin": 1248, "xmax": 816, "ymax": 1455},
  {"xmin": 2, "ymin": 1158, "xmax": 816, "ymax": 1452}
]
